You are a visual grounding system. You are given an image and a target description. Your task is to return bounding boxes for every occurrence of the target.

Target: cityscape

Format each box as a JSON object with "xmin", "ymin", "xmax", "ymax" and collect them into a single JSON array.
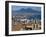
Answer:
[{"xmin": 12, "ymin": 6, "xmax": 41, "ymax": 31}]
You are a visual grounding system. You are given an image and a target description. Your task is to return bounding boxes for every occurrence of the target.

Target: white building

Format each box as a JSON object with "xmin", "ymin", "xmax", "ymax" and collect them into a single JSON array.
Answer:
[{"xmin": 20, "ymin": 19, "xmax": 30, "ymax": 23}]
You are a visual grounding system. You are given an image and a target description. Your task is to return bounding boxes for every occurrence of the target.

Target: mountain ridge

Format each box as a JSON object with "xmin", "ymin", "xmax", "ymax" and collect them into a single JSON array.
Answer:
[{"xmin": 12, "ymin": 8, "xmax": 41, "ymax": 16}]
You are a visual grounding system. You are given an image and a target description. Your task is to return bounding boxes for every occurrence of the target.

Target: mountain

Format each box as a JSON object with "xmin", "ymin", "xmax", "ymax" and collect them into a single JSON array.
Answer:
[{"xmin": 12, "ymin": 8, "xmax": 41, "ymax": 16}]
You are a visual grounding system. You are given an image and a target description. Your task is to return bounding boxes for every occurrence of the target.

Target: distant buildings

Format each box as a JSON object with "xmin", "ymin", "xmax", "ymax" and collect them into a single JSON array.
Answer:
[{"xmin": 12, "ymin": 15, "xmax": 41, "ymax": 31}]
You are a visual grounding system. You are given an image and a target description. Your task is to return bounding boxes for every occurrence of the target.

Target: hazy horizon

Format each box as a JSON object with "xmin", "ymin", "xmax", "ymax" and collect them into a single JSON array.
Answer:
[{"xmin": 12, "ymin": 6, "xmax": 41, "ymax": 16}]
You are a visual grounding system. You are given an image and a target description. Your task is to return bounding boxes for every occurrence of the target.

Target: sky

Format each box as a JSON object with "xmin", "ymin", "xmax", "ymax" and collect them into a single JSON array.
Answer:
[{"xmin": 12, "ymin": 6, "xmax": 41, "ymax": 12}]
